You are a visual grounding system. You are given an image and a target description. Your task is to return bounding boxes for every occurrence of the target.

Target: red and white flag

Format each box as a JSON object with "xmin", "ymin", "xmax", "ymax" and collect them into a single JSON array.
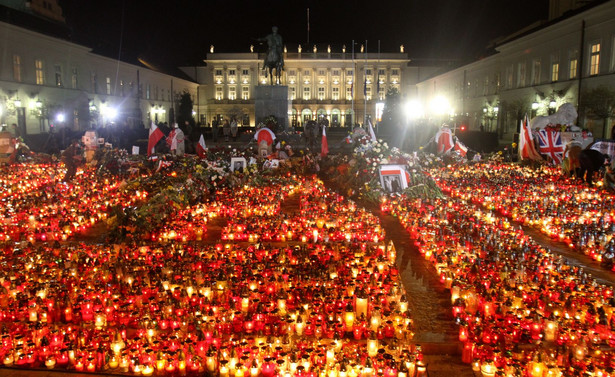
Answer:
[
  {"xmin": 454, "ymin": 140, "xmax": 468, "ymax": 157},
  {"xmin": 367, "ymin": 119, "xmax": 377, "ymax": 141},
  {"xmin": 435, "ymin": 126, "xmax": 454, "ymax": 154},
  {"xmin": 321, "ymin": 127, "xmax": 329, "ymax": 157},
  {"xmin": 148, "ymin": 122, "xmax": 164, "ymax": 157},
  {"xmin": 518, "ymin": 114, "xmax": 541, "ymax": 161},
  {"xmin": 196, "ymin": 134, "xmax": 207, "ymax": 158}
]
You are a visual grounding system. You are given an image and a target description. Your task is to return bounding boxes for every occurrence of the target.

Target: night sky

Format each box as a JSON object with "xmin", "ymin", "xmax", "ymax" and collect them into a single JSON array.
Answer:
[{"xmin": 58, "ymin": 0, "xmax": 549, "ymax": 69}]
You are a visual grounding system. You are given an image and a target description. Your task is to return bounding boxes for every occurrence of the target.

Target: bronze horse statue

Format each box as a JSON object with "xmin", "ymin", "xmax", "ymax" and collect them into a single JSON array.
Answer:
[
  {"xmin": 258, "ymin": 26, "xmax": 284, "ymax": 85},
  {"xmin": 263, "ymin": 56, "xmax": 283, "ymax": 85}
]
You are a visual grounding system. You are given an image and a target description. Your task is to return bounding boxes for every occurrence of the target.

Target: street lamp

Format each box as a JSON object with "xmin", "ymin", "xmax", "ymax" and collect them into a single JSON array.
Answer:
[
  {"xmin": 430, "ymin": 95, "xmax": 451, "ymax": 127},
  {"xmin": 531, "ymin": 102, "xmax": 539, "ymax": 118},
  {"xmin": 404, "ymin": 100, "xmax": 423, "ymax": 120},
  {"xmin": 55, "ymin": 113, "xmax": 65, "ymax": 123}
]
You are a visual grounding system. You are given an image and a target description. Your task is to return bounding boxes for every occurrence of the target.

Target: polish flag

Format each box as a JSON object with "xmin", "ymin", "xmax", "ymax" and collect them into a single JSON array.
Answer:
[
  {"xmin": 196, "ymin": 134, "xmax": 207, "ymax": 158},
  {"xmin": 321, "ymin": 127, "xmax": 329, "ymax": 157},
  {"xmin": 518, "ymin": 114, "xmax": 541, "ymax": 161},
  {"xmin": 454, "ymin": 140, "xmax": 468, "ymax": 157},
  {"xmin": 367, "ymin": 119, "xmax": 377, "ymax": 141},
  {"xmin": 435, "ymin": 126, "xmax": 454, "ymax": 154},
  {"xmin": 148, "ymin": 122, "xmax": 164, "ymax": 157}
]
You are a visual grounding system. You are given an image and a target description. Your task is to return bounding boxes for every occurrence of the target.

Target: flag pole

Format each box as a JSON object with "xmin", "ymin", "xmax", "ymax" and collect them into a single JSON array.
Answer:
[
  {"xmin": 364, "ymin": 40, "xmax": 368, "ymax": 127},
  {"xmin": 352, "ymin": 40, "xmax": 355, "ymax": 127}
]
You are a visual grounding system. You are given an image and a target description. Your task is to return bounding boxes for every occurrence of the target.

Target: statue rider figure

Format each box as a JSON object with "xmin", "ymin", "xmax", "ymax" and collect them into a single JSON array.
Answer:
[{"xmin": 258, "ymin": 26, "xmax": 284, "ymax": 79}]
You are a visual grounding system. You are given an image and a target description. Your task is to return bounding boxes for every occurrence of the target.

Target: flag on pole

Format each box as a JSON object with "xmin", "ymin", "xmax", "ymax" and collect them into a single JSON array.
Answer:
[
  {"xmin": 147, "ymin": 122, "xmax": 164, "ymax": 157},
  {"xmin": 196, "ymin": 134, "xmax": 207, "ymax": 158},
  {"xmin": 435, "ymin": 126, "xmax": 454, "ymax": 154},
  {"xmin": 363, "ymin": 76, "xmax": 367, "ymax": 96},
  {"xmin": 454, "ymin": 140, "xmax": 468, "ymax": 157},
  {"xmin": 518, "ymin": 114, "xmax": 541, "ymax": 161},
  {"xmin": 321, "ymin": 126, "xmax": 329, "ymax": 157},
  {"xmin": 367, "ymin": 119, "xmax": 377, "ymax": 141}
]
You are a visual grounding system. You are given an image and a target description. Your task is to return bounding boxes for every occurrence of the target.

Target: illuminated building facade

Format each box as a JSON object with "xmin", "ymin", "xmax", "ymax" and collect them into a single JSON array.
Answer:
[{"xmin": 184, "ymin": 48, "xmax": 442, "ymax": 128}]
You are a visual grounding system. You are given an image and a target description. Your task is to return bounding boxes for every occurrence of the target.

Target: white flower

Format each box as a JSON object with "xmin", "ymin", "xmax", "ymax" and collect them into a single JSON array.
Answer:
[{"xmin": 372, "ymin": 162, "xmax": 377, "ymax": 166}]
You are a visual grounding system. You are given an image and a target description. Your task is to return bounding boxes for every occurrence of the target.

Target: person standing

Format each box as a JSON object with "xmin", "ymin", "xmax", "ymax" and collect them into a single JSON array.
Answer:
[
  {"xmin": 171, "ymin": 123, "xmax": 185, "ymax": 157},
  {"xmin": 212, "ymin": 119, "xmax": 218, "ymax": 143},
  {"xmin": 62, "ymin": 140, "xmax": 82, "ymax": 181},
  {"xmin": 223, "ymin": 119, "xmax": 231, "ymax": 142},
  {"xmin": 230, "ymin": 118, "xmax": 238, "ymax": 141}
]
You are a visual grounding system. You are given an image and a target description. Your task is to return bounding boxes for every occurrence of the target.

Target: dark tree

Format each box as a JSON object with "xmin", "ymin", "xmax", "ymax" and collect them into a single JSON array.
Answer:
[
  {"xmin": 176, "ymin": 91, "xmax": 195, "ymax": 130},
  {"xmin": 580, "ymin": 85, "xmax": 615, "ymax": 138}
]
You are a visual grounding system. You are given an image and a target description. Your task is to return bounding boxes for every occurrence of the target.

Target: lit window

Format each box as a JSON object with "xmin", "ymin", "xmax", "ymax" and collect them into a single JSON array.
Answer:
[
  {"xmin": 391, "ymin": 69, "xmax": 398, "ymax": 76},
  {"xmin": 569, "ymin": 58, "xmax": 578, "ymax": 79},
  {"xmin": 290, "ymin": 87, "xmax": 296, "ymax": 100},
  {"xmin": 365, "ymin": 87, "xmax": 371, "ymax": 101},
  {"xmin": 346, "ymin": 87, "xmax": 352, "ymax": 100},
  {"xmin": 242, "ymin": 86, "xmax": 249, "ymax": 100},
  {"xmin": 13, "ymin": 55, "xmax": 22, "ymax": 82},
  {"xmin": 347, "ymin": 70, "xmax": 353, "ymax": 76},
  {"xmin": 242, "ymin": 69, "xmax": 249, "ymax": 76},
  {"xmin": 35, "ymin": 59, "xmax": 45, "ymax": 85},
  {"xmin": 229, "ymin": 69, "xmax": 236, "ymax": 76},
  {"xmin": 551, "ymin": 63, "xmax": 559, "ymax": 82},
  {"xmin": 106, "ymin": 77, "xmax": 111, "ymax": 95},
  {"xmin": 365, "ymin": 69, "xmax": 372, "ymax": 76},
  {"xmin": 229, "ymin": 87, "xmax": 236, "ymax": 100},
  {"xmin": 318, "ymin": 70, "xmax": 325, "ymax": 76},
  {"xmin": 332, "ymin": 87, "xmax": 339, "ymax": 100},
  {"xmin": 332, "ymin": 70, "xmax": 340, "ymax": 76},
  {"xmin": 216, "ymin": 87, "xmax": 223, "ymax": 100},
  {"xmin": 590, "ymin": 42, "xmax": 600, "ymax": 75},
  {"xmin": 303, "ymin": 87, "xmax": 311, "ymax": 100},
  {"xmin": 215, "ymin": 69, "xmax": 223, "ymax": 76},
  {"xmin": 378, "ymin": 69, "xmax": 385, "ymax": 76},
  {"xmin": 318, "ymin": 87, "xmax": 325, "ymax": 100}
]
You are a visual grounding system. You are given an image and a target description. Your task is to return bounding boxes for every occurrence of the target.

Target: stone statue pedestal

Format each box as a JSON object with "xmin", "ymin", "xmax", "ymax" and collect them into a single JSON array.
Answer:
[{"xmin": 254, "ymin": 86, "xmax": 289, "ymax": 130}]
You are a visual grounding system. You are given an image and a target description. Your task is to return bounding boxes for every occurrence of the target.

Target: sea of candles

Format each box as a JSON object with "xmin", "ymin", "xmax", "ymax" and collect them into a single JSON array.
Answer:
[
  {"xmin": 382, "ymin": 167, "xmax": 615, "ymax": 376},
  {"xmin": 431, "ymin": 162, "xmax": 615, "ymax": 268},
  {"xmin": 0, "ymin": 164, "xmax": 422, "ymax": 376}
]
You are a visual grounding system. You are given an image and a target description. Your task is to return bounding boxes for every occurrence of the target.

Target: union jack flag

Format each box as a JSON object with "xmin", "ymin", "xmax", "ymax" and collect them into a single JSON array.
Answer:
[{"xmin": 537, "ymin": 129, "xmax": 564, "ymax": 164}]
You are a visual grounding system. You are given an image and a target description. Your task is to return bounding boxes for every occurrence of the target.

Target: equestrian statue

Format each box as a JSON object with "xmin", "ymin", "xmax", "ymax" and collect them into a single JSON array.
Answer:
[{"xmin": 257, "ymin": 26, "xmax": 284, "ymax": 85}]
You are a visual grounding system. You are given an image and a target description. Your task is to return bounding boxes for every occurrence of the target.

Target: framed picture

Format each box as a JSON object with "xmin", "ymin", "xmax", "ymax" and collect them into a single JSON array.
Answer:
[
  {"xmin": 263, "ymin": 159, "xmax": 280, "ymax": 169},
  {"xmin": 379, "ymin": 164, "xmax": 409, "ymax": 193},
  {"xmin": 230, "ymin": 157, "xmax": 247, "ymax": 172}
]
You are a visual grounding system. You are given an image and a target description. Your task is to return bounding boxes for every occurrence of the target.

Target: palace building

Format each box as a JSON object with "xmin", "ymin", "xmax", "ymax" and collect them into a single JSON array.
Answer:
[{"xmin": 182, "ymin": 48, "xmax": 443, "ymax": 129}]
